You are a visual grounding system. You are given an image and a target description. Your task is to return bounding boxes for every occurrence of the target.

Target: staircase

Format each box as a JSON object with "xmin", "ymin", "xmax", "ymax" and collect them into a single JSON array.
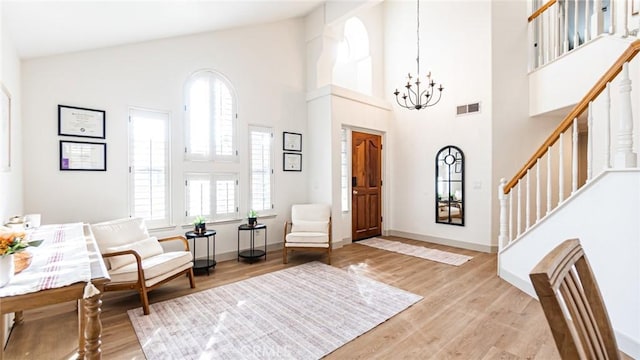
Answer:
[{"xmin": 497, "ymin": 2, "xmax": 640, "ymax": 357}]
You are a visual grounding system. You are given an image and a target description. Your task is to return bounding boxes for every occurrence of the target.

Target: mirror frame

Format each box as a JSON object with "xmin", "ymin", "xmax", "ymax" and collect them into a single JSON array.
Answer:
[{"xmin": 435, "ymin": 145, "xmax": 464, "ymax": 226}]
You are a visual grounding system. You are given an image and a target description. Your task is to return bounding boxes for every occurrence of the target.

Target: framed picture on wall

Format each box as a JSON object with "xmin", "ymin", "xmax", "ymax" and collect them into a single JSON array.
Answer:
[
  {"xmin": 283, "ymin": 152, "xmax": 302, "ymax": 171},
  {"xmin": 283, "ymin": 132, "xmax": 302, "ymax": 152},
  {"xmin": 60, "ymin": 140, "xmax": 107, "ymax": 171},
  {"xmin": 0, "ymin": 83, "xmax": 10, "ymax": 172},
  {"xmin": 58, "ymin": 105, "xmax": 106, "ymax": 139}
]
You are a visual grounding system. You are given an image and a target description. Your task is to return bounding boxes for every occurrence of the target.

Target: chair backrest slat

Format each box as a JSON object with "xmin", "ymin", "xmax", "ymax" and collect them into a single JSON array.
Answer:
[{"xmin": 529, "ymin": 239, "xmax": 620, "ymax": 360}]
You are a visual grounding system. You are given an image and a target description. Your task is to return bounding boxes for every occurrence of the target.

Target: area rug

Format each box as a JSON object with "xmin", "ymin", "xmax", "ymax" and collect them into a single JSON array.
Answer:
[
  {"xmin": 358, "ymin": 238, "xmax": 472, "ymax": 266},
  {"xmin": 128, "ymin": 261, "xmax": 422, "ymax": 359}
]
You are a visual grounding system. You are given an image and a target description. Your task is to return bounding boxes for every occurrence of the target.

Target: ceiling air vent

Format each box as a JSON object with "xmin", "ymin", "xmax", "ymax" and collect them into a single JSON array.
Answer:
[{"xmin": 456, "ymin": 102, "xmax": 481, "ymax": 116}]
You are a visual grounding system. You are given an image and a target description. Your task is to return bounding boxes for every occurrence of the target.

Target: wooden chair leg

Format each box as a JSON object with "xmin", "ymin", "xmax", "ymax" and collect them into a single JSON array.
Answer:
[
  {"xmin": 187, "ymin": 268, "xmax": 196, "ymax": 288},
  {"xmin": 283, "ymin": 246, "xmax": 288, "ymax": 264},
  {"xmin": 327, "ymin": 248, "xmax": 331, "ymax": 265},
  {"xmin": 140, "ymin": 287, "xmax": 151, "ymax": 315}
]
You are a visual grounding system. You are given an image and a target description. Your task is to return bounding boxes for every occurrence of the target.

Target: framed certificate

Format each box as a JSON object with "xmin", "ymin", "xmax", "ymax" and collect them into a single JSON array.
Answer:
[
  {"xmin": 283, "ymin": 152, "xmax": 302, "ymax": 172},
  {"xmin": 283, "ymin": 132, "xmax": 302, "ymax": 152},
  {"xmin": 60, "ymin": 140, "xmax": 107, "ymax": 171},
  {"xmin": 0, "ymin": 83, "xmax": 10, "ymax": 172},
  {"xmin": 58, "ymin": 105, "xmax": 106, "ymax": 139}
]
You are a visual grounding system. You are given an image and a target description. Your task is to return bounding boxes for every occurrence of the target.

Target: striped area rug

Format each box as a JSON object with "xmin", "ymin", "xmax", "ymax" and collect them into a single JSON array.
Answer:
[
  {"xmin": 128, "ymin": 261, "xmax": 422, "ymax": 359},
  {"xmin": 358, "ymin": 238, "xmax": 472, "ymax": 266}
]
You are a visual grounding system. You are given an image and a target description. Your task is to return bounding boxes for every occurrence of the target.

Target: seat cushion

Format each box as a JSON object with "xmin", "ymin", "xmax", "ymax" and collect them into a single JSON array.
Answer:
[
  {"xmin": 106, "ymin": 236, "xmax": 164, "ymax": 270},
  {"xmin": 91, "ymin": 217, "xmax": 149, "ymax": 252},
  {"xmin": 108, "ymin": 251, "xmax": 193, "ymax": 284},
  {"xmin": 291, "ymin": 204, "xmax": 330, "ymax": 222},
  {"xmin": 291, "ymin": 220, "xmax": 329, "ymax": 233},
  {"xmin": 285, "ymin": 232, "xmax": 329, "ymax": 244}
]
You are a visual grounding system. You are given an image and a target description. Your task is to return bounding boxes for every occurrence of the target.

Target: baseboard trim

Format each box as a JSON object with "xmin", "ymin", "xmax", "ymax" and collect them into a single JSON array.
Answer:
[
  {"xmin": 387, "ymin": 230, "xmax": 497, "ymax": 253},
  {"xmin": 616, "ymin": 329, "xmax": 640, "ymax": 359}
]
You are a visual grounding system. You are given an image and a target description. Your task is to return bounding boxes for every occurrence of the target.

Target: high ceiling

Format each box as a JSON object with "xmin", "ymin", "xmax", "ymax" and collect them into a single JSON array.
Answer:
[{"xmin": 2, "ymin": 0, "xmax": 328, "ymax": 59}]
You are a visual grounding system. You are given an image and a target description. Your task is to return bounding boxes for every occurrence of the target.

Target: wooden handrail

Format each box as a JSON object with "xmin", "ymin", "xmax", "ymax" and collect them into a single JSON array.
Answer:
[
  {"xmin": 504, "ymin": 39, "xmax": 640, "ymax": 194},
  {"xmin": 528, "ymin": 0, "xmax": 557, "ymax": 23}
]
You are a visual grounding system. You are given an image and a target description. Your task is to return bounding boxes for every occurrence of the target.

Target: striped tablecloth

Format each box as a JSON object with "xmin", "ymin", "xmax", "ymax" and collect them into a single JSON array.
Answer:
[{"xmin": 0, "ymin": 223, "xmax": 92, "ymax": 298}]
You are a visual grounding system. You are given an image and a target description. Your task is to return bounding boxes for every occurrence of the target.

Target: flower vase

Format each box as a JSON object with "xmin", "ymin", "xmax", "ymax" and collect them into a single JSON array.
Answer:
[{"xmin": 0, "ymin": 254, "xmax": 15, "ymax": 287}]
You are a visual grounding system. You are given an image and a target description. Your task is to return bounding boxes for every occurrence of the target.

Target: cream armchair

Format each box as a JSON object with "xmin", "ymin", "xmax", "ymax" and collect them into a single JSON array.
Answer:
[
  {"xmin": 283, "ymin": 204, "xmax": 332, "ymax": 265},
  {"xmin": 91, "ymin": 217, "xmax": 195, "ymax": 315}
]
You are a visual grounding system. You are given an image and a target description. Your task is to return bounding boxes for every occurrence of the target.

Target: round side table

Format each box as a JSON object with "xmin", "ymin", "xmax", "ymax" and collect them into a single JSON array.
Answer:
[
  {"xmin": 237, "ymin": 224, "xmax": 267, "ymax": 263},
  {"xmin": 185, "ymin": 230, "xmax": 216, "ymax": 275}
]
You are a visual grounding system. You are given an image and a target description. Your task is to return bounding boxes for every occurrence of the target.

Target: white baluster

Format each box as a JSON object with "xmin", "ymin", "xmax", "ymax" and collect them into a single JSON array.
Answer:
[
  {"xmin": 584, "ymin": 0, "xmax": 591, "ymax": 42},
  {"xmin": 593, "ymin": 0, "xmax": 603, "ymax": 37},
  {"xmin": 609, "ymin": 0, "xmax": 615, "ymax": 34},
  {"xmin": 538, "ymin": 16, "xmax": 544, "ymax": 65},
  {"xmin": 573, "ymin": 0, "xmax": 579, "ymax": 48},
  {"xmin": 547, "ymin": 147, "xmax": 552, "ymax": 214},
  {"xmin": 559, "ymin": 132, "xmax": 565, "ymax": 203},
  {"xmin": 517, "ymin": 181, "xmax": 522, "ymax": 237},
  {"xmin": 564, "ymin": 0, "xmax": 569, "ymax": 52},
  {"xmin": 536, "ymin": 159, "xmax": 541, "ymax": 221},
  {"xmin": 526, "ymin": 170, "xmax": 531, "ymax": 230},
  {"xmin": 624, "ymin": 0, "xmax": 630, "ymax": 37},
  {"xmin": 605, "ymin": 82, "xmax": 611, "ymax": 169},
  {"xmin": 498, "ymin": 178, "xmax": 509, "ymax": 249},
  {"xmin": 587, "ymin": 101, "xmax": 594, "ymax": 181},
  {"xmin": 509, "ymin": 187, "xmax": 513, "ymax": 242},
  {"xmin": 572, "ymin": 117, "xmax": 578, "ymax": 193},
  {"xmin": 614, "ymin": 62, "xmax": 637, "ymax": 167}
]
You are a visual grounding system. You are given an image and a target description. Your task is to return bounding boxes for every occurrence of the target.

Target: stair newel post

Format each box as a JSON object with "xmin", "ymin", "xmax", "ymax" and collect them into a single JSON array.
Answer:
[
  {"xmin": 605, "ymin": 83, "xmax": 611, "ymax": 169},
  {"xmin": 572, "ymin": 117, "xmax": 578, "ymax": 194},
  {"xmin": 547, "ymin": 147, "xmax": 552, "ymax": 215},
  {"xmin": 509, "ymin": 185, "xmax": 514, "ymax": 241},
  {"xmin": 526, "ymin": 170, "xmax": 531, "ymax": 230},
  {"xmin": 587, "ymin": 101, "xmax": 594, "ymax": 181},
  {"xmin": 559, "ymin": 132, "xmax": 565, "ymax": 203},
  {"xmin": 498, "ymin": 178, "xmax": 509, "ymax": 249},
  {"xmin": 536, "ymin": 159, "xmax": 541, "ymax": 222},
  {"xmin": 517, "ymin": 180, "xmax": 522, "ymax": 237},
  {"xmin": 614, "ymin": 62, "xmax": 637, "ymax": 168}
]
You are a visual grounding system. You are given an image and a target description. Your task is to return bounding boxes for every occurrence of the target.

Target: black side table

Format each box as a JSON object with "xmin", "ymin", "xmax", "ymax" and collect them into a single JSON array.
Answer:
[
  {"xmin": 185, "ymin": 230, "xmax": 217, "ymax": 275},
  {"xmin": 237, "ymin": 223, "xmax": 267, "ymax": 263}
]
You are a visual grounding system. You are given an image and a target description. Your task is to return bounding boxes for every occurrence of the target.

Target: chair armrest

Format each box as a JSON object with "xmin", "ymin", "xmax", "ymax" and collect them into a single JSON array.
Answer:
[
  {"xmin": 283, "ymin": 221, "xmax": 291, "ymax": 242},
  {"xmin": 102, "ymin": 250, "xmax": 145, "ymax": 281},
  {"xmin": 158, "ymin": 235, "xmax": 190, "ymax": 251}
]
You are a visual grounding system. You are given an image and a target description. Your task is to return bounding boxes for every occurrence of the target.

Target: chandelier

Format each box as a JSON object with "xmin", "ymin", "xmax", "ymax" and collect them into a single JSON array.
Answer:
[{"xmin": 393, "ymin": 0, "xmax": 444, "ymax": 110}]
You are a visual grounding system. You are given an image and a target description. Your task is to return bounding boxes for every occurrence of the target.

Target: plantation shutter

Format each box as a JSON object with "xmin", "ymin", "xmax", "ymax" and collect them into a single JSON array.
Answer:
[
  {"xmin": 185, "ymin": 173, "xmax": 211, "ymax": 218},
  {"xmin": 249, "ymin": 126, "xmax": 273, "ymax": 213},
  {"xmin": 214, "ymin": 173, "xmax": 238, "ymax": 220}
]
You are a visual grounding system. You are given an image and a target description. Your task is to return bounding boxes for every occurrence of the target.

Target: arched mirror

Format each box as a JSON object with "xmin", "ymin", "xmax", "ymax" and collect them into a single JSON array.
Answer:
[{"xmin": 435, "ymin": 146, "xmax": 464, "ymax": 226}]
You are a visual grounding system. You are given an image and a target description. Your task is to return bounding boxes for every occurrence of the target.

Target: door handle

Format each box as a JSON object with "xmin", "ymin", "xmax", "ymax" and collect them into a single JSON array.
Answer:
[{"xmin": 353, "ymin": 190, "xmax": 358, "ymax": 194}]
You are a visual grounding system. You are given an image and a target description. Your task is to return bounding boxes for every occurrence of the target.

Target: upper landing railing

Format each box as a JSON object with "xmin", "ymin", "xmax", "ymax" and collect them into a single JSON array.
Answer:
[{"xmin": 529, "ymin": 0, "xmax": 614, "ymax": 70}]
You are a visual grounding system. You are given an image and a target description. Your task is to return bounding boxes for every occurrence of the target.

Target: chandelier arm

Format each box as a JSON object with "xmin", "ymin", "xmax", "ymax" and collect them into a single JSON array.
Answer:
[
  {"xmin": 395, "ymin": 95, "xmax": 408, "ymax": 108},
  {"xmin": 427, "ymin": 90, "xmax": 443, "ymax": 107}
]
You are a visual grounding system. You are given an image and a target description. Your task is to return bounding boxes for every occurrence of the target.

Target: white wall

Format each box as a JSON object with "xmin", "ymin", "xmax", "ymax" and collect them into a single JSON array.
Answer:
[
  {"xmin": 499, "ymin": 170, "xmax": 640, "ymax": 358},
  {"xmin": 0, "ymin": 13, "xmax": 22, "ymax": 226},
  {"xmin": 384, "ymin": 0, "xmax": 494, "ymax": 250},
  {"xmin": 529, "ymin": 37, "xmax": 630, "ymax": 116},
  {"xmin": 21, "ymin": 19, "xmax": 308, "ymax": 257}
]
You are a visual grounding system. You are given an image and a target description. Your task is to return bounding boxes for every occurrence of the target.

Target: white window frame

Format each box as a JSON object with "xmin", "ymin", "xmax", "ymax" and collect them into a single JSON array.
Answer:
[
  {"xmin": 212, "ymin": 173, "xmax": 239, "ymax": 221},
  {"xmin": 184, "ymin": 69, "xmax": 238, "ymax": 162},
  {"xmin": 128, "ymin": 107, "xmax": 171, "ymax": 228},
  {"xmin": 184, "ymin": 172, "xmax": 212, "ymax": 222},
  {"xmin": 341, "ymin": 127, "xmax": 350, "ymax": 212},
  {"xmin": 249, "ymin": 125, "xmax": 274, "ymax": 215}
]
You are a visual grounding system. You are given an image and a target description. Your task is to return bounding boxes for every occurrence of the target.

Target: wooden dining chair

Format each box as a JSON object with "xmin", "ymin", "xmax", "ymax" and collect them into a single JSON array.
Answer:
[{"xmin": 529, "ymin": 239, "xmax": 621, "ymax": 359}]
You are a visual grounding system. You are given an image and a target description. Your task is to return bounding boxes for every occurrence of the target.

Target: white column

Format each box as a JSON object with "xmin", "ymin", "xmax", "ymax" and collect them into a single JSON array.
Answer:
[
  {"xmin": 587, "ymin": 101, "xmax": 594, "ymax": 181},
  {"xmin": 614, "ymin": 62, "xmax": 637, "ymax": 167},
  {"xmin": 546, "ymin": 147, "xmax": 552, "ymax": 214},
  {"xmin": 559, "ymin": 132, "xmax": 565, "ymax": 203},
  {"xmin": 605, "ymin": 83, "xmax": 611, "ymax": 169},
  {"xmin": 498, "ymin": 178, "xmax": 509, "ymax": 249},
  {"xmin": 572, "ymin": 117, "xmax": 578, "ymax": 193},
  {"xmin": 526, "ymin": 170, "xmax": 531, "ymax": 230},
  {"xmin": 536, "ymin": 159, "xmax": 541, "ymax": 221}
]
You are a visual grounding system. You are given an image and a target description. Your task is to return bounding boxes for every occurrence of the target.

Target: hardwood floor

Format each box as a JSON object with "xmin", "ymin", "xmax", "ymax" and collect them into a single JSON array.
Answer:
[{"xmin": 5, "ymin": 237, "xmax": 562, "ymax": 359}]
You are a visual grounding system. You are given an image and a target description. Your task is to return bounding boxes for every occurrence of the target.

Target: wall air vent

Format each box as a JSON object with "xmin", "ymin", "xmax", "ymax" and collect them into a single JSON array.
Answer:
[{"xmin": 456, "ymin": 102, "xmax": 481, "ymax": 116}]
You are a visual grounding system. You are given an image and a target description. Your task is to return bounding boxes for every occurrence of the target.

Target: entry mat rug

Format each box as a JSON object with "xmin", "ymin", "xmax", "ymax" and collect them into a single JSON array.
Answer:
[
  {"xmin": 358, "ymin": 238, "xmax": 472, "ymax": 266},
  {"xmin": 128, "ymin": 261, "xmax": 422, "ymax": 359}
]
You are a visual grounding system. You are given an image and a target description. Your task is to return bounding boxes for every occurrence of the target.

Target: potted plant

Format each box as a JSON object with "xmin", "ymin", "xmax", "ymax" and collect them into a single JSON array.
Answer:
[
  {"xmin": 247, "ymin": 210, "xmax": 258, "ymax": 227},
  {"xmin": 193, "ymin": 215, "xmax": 207, "ymax": 234}
]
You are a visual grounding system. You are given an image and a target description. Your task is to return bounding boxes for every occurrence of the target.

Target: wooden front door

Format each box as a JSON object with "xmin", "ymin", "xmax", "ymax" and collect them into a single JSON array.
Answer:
[{"xmin": 351, "ymin": 131, "xmax": 382, "ymax": 241}]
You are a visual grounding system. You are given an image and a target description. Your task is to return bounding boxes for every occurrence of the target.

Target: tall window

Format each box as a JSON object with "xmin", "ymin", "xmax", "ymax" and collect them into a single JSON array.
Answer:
[
  {"xmin": 185, "ymin": 70, "xmax": 237, "ymax": 161},
  {"xmin": 129, "ymin": 108, "xmax": 170, "ymax": 228},
  {"xmin": 249, "ymin": 126, "xmax": 274, "ymax": 213},
  {"xmin": 185, "ymin": 173, "xmax": 238, "ymax": 221},
  {"xmin": 333, "ymin": 17, "xmax": 372, "ymax": 95}
]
